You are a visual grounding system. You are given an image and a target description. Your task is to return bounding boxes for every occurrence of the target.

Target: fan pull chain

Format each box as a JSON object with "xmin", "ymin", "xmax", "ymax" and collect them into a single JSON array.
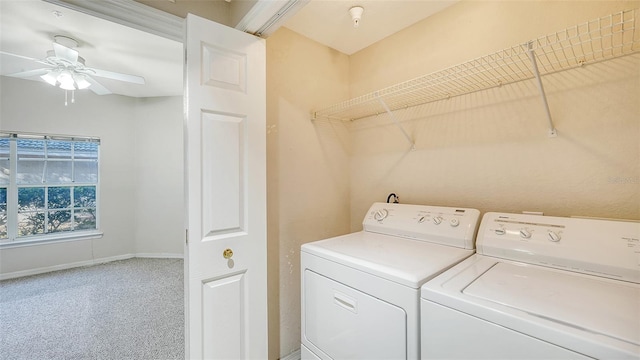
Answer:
[{"xmin": 63, "ymin": 90, "xmax": 76, "ymax": 106}]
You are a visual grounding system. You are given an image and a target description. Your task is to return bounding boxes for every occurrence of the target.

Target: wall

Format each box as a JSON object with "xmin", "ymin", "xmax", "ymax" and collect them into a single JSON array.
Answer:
[
  {"xmin": 133, "ymin": 96, "xmax": 184, "ymax": 256},
  {"xmin": 347, "ymin": 1, "xmax": 640, "ymax": 230},
  {"xmin": 0, "ymin": 77, "xmax": 183, "ymax": 277},
  {"xmin": 266, "ymin": 27, "xmax": 351, "ymax": 359}
]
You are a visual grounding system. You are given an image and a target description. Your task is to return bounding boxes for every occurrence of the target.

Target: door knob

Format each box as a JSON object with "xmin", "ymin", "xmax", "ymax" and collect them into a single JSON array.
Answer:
[{"xmin": 223, "ymin": 248, "xmax": 234, "ymax": 259}]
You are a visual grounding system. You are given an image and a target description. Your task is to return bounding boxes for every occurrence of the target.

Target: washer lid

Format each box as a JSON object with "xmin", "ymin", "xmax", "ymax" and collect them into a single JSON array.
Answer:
[
  {"xmin": 464, "ymin": 262, "xmax": 640, "ymax": 346},
  {"xmin": 301, "ymin": 231, "xmax": 474, "ymax": 288}
]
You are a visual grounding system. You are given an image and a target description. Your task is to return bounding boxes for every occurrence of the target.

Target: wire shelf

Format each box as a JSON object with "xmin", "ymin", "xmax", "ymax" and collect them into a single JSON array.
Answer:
[{"xmin": 312, "ymin": 9, "xmax": 639, "ymax": 122}]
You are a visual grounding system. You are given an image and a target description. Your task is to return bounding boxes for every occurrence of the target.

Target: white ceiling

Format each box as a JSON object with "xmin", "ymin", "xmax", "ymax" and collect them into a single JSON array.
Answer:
[
  {"xmin": 283, "ymin": 0, "xmax": 458, "ymax": 55},
  {"xmin": 0, "ymin": 0, "xmax": 456, "ymax": 98},
  {"xmin": 0, "ymin": 0, "xmax": 183, "ymax": 98}
]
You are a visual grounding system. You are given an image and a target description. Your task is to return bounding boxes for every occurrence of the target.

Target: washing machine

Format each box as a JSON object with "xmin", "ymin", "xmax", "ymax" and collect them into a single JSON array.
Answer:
[
  {"xmin": 301, "ymin": 202, "xmax": 481, "ymax": 360},
  {"xmin": 421, "ymin": 212, "xmax": 640, "ymax": 359}
]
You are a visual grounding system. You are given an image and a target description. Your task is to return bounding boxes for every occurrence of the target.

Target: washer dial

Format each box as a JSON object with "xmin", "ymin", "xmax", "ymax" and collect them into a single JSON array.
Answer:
[
  {"xmin": 548, "ymin": 231, "xmax": 561, "ymax": 242},
  {"xmin": 374, "ymin": 209, "xmax": 389, "ymax": 221}
]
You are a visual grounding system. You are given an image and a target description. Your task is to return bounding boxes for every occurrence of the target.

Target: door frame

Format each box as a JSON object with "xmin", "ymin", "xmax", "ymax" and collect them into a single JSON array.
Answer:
[{"xmin": 43, "ymin": 0, "xmax": 183, "ymax": 42}]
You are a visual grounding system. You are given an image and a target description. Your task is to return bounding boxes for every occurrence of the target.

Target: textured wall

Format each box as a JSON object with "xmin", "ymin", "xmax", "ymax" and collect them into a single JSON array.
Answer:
[{"xmin": 266, "ymin": 27, "xmax": 351, "ymax": 359}]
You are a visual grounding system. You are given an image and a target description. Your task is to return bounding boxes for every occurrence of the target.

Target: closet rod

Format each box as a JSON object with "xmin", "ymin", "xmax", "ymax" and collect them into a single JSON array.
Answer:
[{"xmin": 527, "ymin": 42, "xmax": 557, "ymax": 137}]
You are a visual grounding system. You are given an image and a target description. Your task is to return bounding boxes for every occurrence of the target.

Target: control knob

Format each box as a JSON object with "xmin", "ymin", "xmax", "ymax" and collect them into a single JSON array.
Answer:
[
  {"xmin": 433, "ymin": 216, "xmax": 443, "ymax": 225},
  {"xmin": 495, "ymin": 228, "xmax": 506, "ymax": 235},
  {"xmin": 374, "ymin": 209, "xmax": 389, "ymax": 221},
  {"xmin": 548, "ymin": 231, "xmax": 561, "ymax": 242},
  {"xmin": 449, "ymin": 218, "xmax": 460, "ymax": 227},
  {"xmin": 520, "ymin": 229, "xmax": 532, "ymax": 239}
]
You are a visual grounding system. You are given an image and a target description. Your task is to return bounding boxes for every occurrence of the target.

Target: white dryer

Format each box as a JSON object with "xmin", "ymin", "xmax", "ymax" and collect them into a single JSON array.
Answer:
[
  {"xmin": 301, "ymin": 202, "xmax": 480, "ymax": 360},
  {"xmin": 421, "ymin": 212, "xmax": 640, "ymax": 359}
]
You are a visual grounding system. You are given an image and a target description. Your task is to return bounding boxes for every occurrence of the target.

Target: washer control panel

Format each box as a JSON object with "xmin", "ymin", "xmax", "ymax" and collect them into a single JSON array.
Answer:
[
  {"xmin": 477, "ymin": 212, "xmax": 640, "ymax": 283},
  {"xmin": 488, "ymin": 217, "xmax": 565, "ymax": 243},
  {"xmin": 362, "ymin": 202, "xmax": 480, "ymax": 249}
]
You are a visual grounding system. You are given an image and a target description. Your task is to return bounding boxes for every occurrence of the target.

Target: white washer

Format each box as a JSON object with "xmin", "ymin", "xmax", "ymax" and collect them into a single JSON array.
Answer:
[
  {"xmin": 421, "ymin": 212, "xmax": 640, "ymax": 359},
  {"xmin": 301, "ymin": 202, "xmax": 480, "ymax": 360}
]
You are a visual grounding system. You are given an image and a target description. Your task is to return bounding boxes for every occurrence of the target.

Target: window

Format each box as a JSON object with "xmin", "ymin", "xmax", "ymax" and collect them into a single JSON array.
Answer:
[{"xmin": 0, "ymin": 133, "xmax": 100, "ymax": 245}]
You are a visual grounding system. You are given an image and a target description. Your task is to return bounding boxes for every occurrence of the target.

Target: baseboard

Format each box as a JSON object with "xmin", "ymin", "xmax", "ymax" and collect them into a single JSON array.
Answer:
[
  {"xmin": 0, "ymin": 253, "xmax": 184, "ymax": 281},
  {"xmin": 135, "ymin": 253, "xmax": 183, "ymax": 259},
  {"xmin": 280, "ymin": 348, "xmax": 301, "ymax": 360}
]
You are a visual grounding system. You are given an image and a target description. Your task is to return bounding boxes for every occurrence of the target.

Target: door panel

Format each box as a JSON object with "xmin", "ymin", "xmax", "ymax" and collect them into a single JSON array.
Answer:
[
  {"xmin": 185, "ymin": 14, "xmax": 267, "ymax": 360},
  {"xmin": 202, "ymin": 273, "xmax": 246, "ymax": 359},
  {"xmin": 201, "ymin": 44, "xmax": 247, "ymax": 92},
  {"xmin": 201, "ymin": 112, "xmax": 245, "ymax": 238}
]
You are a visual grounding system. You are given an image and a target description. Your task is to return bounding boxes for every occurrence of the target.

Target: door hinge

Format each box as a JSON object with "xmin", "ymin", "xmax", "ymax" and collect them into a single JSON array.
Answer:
[{"xmin": 185, "ymin": 229, "xmax": 189, "ymax": 245}]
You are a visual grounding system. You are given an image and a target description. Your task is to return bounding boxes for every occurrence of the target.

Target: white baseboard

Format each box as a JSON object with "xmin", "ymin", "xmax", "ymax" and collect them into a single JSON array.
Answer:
[
  {"xmin": 0, "ymin": 253, "xmax": 184, "ymax": 281},
  {"xmin": 281, "ymin": 349, "xmax": 301, "ymax": 360},
  {"xmin": 135, "ymin": 252, "xmax": 183, "ymax": 259}
]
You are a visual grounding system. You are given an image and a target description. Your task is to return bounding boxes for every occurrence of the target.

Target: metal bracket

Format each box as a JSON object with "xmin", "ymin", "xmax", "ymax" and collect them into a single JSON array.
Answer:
[
  {"xmin": 527, "ymin": 42, "xmax": 558, "ymax": 138},
  {"xmin": 376, "ymin": 94, "xmax": 416, "ymax": 150}
]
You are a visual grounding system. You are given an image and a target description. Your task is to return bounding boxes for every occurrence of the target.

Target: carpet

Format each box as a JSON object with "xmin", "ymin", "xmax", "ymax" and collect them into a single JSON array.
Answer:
[{"xmin": 0, "ymin": 258, "xmax": 184, "ymax": 360}]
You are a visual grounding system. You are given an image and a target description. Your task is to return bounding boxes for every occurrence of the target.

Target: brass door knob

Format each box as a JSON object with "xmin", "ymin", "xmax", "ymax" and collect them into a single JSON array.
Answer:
[{"xmin": 223, "ymin": 248, "xmax": 234, "ymax": 259}]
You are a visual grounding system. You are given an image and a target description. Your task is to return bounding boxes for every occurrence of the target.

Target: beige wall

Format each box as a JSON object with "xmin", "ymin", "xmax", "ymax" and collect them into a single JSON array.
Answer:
[
  {"xmin": 266, "ymin": 27, "xmax": 351, "ymax": 359},
  {"xmin": 347, "ymin": 0, "xmax": 640, "ymax": 230}
]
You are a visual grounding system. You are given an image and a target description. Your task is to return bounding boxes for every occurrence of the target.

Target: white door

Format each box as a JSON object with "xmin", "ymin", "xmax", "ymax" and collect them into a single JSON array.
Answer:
[{"xmin": 184, "ymin": 14, "xmax": 267, "ymax": 360}]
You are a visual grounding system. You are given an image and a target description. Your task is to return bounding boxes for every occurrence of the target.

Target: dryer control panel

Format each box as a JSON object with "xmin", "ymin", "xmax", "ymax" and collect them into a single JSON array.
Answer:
[
  {"xmin": 363, "ymin": 202, "xmax": 480, "ymax": 249},
  {"xmin": 477, "ymin": 212, "xmax": 640, "ymax": 283}
]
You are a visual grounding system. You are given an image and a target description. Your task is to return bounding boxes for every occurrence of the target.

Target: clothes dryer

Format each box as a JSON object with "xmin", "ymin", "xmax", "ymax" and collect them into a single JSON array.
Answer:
[
  {"xmin": 301, "ymin": 202, "xmax": 480, "ymax": 359},
  {"xmin": 421, "ymin": 212, "xmax": 640, "ymax": 359}
]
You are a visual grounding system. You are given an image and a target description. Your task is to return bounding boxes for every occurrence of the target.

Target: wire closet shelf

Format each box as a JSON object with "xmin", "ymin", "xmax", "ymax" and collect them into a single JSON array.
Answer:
[{"xmin": 311, "ymin": 9, "xmax": 639, "ymax": 123}]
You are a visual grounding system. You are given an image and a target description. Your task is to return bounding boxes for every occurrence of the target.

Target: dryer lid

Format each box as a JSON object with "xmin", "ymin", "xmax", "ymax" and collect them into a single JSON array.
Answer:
[
  {"xmin": 464, "ymin": 262, "xmax": 640, "ymax": 346},
  {"xmin": 301, "ymin": 231, "xmax": 474, "ymax": 288}
]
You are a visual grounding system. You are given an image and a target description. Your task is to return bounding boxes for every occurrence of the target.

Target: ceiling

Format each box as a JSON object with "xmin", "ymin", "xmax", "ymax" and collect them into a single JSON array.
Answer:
[
  {"xmin": 0, "ymin": 0, "xmax": 456, "ymax": 98},
  {"xmin": 283, "ymin": 0, "xmax": 457, "ymax": 55},
  {"xmin": 0, "ymin": 0, "xmax": 183, "ymax": 98}
]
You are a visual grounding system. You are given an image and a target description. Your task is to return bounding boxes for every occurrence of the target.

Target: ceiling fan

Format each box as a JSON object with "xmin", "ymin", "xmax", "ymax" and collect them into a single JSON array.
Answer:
[{"xmin": 1, "ymin": 35, "xmax": 145, "ymax": 102}]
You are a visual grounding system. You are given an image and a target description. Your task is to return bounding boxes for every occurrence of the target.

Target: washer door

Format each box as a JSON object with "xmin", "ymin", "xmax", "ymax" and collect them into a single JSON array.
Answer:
[{"xmin": 304, "ymin": 270, "xmax": 407, "ymax": 359}]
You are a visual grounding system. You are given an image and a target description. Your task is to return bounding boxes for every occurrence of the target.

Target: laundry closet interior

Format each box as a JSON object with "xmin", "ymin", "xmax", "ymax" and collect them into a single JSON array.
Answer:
[{"xmin": 269, "ymin": 1, "xmax": 638, "ymax": 358}]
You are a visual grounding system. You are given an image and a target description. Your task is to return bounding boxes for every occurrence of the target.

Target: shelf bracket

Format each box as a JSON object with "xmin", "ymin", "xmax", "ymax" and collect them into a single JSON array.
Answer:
[
  {"xmin": 376, "ymin": 94, "xmax": 416, "ymax": 150},
  {"xmin": 527, "ymin": 42, "xmax": 557, "ymax": 137}
]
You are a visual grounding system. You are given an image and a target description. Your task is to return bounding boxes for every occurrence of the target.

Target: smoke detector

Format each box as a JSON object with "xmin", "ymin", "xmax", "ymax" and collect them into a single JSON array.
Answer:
[{"xmin": 349, "ymin": 6, "xmax": 364, "ymax": 28}]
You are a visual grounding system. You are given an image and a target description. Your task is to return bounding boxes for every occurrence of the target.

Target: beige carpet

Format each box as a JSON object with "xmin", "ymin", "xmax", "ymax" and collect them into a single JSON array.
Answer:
[{"xmin": 0, "ymin": 258, "xmax": 184, "ymax": 360}]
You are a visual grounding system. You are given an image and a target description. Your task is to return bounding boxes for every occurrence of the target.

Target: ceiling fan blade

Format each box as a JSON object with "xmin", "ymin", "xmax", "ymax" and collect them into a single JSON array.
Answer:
[
  {"xmin": 6, "ymin": 68, "xmax": 49, "ymax": 78},
  {"xmin": 88, "ymin": 68, "xmax": 145, "ymax": 85},
  {"xmin": 85, "ymin": 76, "xmax": 112, "ymax": 95},
  {"xmin": 53, "ymin": 42, "xmax": 78, "ymax": 63},
  {"xmin": 0, "ymin": 50, "xmax": 50, "ymax": 66}
]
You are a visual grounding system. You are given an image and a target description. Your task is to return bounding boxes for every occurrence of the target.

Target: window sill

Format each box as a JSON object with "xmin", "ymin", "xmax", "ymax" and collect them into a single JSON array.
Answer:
[{"xmin": 0, "ymin": 231, "xmax": 104, "ymax": 249}]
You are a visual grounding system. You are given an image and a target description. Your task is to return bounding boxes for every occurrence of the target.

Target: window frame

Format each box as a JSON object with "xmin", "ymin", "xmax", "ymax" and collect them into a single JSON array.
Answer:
[{"xmin": 0, "ymin": 132, "xmax": 102, "ymax": 248}]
